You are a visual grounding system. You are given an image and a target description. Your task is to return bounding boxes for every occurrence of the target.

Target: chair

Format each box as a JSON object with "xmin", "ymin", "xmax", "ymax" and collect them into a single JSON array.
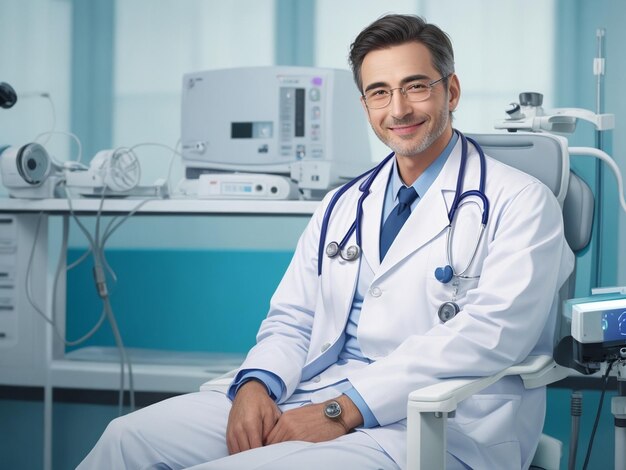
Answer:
[
  {"xmin": 406, "ymin": 132, "xmax": 594, "ymax": 469},
  {"xmin": 531, "ymin": 434, "xmax": 563, "ymax": 470}
]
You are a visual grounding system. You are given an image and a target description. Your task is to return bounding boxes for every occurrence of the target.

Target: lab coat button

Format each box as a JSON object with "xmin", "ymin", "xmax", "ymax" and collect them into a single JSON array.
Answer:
[
  {"xmin": 370, "ymin": 286, "xmax": 382, "ymax": 297},
  {"xmin": 321, "ymin": 342, "xmax": 331, "ymax": 352},
  {"xmin": 312, "ymin": 375, "xmax": 321, "ymax": 383}
]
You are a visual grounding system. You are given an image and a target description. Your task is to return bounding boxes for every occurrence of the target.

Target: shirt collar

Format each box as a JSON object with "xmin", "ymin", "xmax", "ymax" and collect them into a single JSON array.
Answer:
[{"xmin": 390, "ymin": 131, "xmax": 459, "ymax": 202}]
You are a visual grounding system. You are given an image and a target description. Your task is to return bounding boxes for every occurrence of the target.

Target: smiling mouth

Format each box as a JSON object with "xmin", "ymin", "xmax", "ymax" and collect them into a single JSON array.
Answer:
[{"xmin": 389, "ymin": 122, "xmax": 423, "ymax": 135}]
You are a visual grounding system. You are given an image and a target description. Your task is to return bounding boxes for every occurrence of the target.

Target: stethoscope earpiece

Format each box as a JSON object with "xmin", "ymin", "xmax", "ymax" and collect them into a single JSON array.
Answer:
[
  {"xmin": 325, "ymin": 242, "xmax": 360, "ymax": 261},
  {"xmin": 344, "ymin": 245, "xmax": 360, "ymax": 261},
  {"xmin": 435, "ymin": 265, "xmax": 454, "ymax": 284},
  {"xmin": 325, "ymin": 241, "xmax": 340, "ymax": 258}
]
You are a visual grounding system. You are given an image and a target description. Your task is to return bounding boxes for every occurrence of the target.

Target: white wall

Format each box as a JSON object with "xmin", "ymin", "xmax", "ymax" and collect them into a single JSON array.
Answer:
[
  {"xmin": 0, "ymin": 0, "xmax": 73, "ymax": 193},
  {"xmin": 315, "ymin": 0, "xmax": 555, "ymax": 161},
  {"xmin": 112, "ymin": 0, "xmax": 276, "ymax": 187}
]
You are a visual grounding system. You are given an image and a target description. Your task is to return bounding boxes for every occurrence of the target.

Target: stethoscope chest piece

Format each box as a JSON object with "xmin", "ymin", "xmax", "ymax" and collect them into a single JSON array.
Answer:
[{"xmin": 438, "ymin": 301, "xmax": 460, "ymax": 323}]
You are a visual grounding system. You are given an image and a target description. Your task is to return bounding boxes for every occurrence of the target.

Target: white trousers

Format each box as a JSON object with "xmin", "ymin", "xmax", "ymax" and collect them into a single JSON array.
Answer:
[{"xmin": 76, "ymin": 390, "xmax": 402, "ymax": 470}]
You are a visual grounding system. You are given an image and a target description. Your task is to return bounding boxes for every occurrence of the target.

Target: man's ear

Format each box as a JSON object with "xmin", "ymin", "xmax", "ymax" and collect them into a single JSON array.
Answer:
[
  {"xmin": 359, "ymin": 96, "xmax": 371, "ymax": 122},
  {"xmin": 447, "ymin": 74, "xmax": 461, "ymax": 112}
]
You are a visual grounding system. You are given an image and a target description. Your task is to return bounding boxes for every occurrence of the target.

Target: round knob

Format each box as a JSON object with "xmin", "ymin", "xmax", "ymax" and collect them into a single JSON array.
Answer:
[{"xmin": 519, "ymin": 92, "xmax": 543, "ymax": 107}]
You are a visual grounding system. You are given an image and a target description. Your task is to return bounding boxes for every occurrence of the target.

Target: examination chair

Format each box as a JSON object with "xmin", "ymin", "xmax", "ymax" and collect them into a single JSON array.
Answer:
[
  {"xmin": 203, "ymin": 132, "xmax": 594, "ymax": 470},
  {"xmin": 406, "ymin": 132, "xmax": 594, "ymax": 470}
]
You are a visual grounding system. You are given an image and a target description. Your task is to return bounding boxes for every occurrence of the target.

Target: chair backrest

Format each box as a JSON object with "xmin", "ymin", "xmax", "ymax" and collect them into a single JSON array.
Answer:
[{"xmin": 468, "ymin": 132, "xmax": 594, "ymax": 254}]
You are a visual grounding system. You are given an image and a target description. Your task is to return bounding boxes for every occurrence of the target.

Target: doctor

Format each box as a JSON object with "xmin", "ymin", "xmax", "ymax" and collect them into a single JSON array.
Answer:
[{"xmin": 78, "ymin": 14, "xmax": 574, "ymax": 470}]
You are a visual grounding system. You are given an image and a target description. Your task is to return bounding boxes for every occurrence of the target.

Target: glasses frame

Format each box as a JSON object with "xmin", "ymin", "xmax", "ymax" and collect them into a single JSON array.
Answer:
[{"xmin": 363, "ymin": 74, "xmax": 451, "ymax": 109}]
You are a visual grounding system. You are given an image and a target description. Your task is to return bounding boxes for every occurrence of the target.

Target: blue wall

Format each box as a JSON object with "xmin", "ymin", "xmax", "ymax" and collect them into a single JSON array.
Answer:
[
  {"xmin": 66, "ymin": 249, "xmax": 293, "ymax": 354},
  {"xmin": 555, "ymin": 0, "xmax": 626, "ymax": 294}
]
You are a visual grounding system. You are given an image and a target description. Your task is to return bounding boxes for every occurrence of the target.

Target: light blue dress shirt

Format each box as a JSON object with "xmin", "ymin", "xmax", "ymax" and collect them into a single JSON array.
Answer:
[{"xmin": 229, "ymin": 132, "xmax": 458, "ymax": 428}]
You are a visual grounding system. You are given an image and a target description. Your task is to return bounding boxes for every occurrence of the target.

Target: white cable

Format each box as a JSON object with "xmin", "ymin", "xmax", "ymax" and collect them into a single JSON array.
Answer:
[
  {"xmin": 102, "ymin": 199, "xmax": 152, "ymax": 244},
  {"xmin": 126, "ymin": 141, "xmax": 182, "ymax": 196},
  {"xmin": 34, "ymin": 130, "xmax": 84, "ymax": 164},
  {"xmin": 569, "ymin": 147, "xmax": 626, "ymax": 213},
  {"xmin": 64, "ymin": 184, "xmax": 136, "ymax": 412},
  {"xmin": 17, "ymin": 92, "xmax": 57, "ymax": 146},
  {"xmin": 166, "ymin": 139, "xmax": 182, "ymax": 197},
  {"xmin": 24, "ymin": 211, "xmax": 106, "ymax": 346},
  {"xmin": 96, "ymin": 147, "xmax": 141, "ymax": 193}
]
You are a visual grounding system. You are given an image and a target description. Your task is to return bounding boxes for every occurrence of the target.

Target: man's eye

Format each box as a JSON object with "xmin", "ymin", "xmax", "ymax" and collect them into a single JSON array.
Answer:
[
  {"xmin": 370, "ymin": 90, "xmax": 389, "ymax": 97},
  {"xmin": 407, "ymin": 83, "xmax": 428, "ymax": 91}
]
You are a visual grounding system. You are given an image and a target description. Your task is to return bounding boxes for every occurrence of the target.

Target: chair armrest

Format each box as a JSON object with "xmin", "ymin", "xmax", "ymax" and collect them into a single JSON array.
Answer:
[
  {"xmin": 406, "ymin": 355, "xmax": 562, "ymax": 469},
  {"xmin": 408, "ymin": 355, "xmax": 557, "ymax": 413}
]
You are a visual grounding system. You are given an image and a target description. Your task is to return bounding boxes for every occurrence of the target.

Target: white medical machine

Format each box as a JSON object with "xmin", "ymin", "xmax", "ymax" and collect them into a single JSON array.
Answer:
[
  {"xmin": 63, "ymin": 149, "xmax": 169, "ymax": 198},
  {"xmin": 0, "ymin": 143, "xmax": 63, "ymax": 198},
  {"xmin": 178, "ymin": 66, "xmax": 372, "ymax": 200}
]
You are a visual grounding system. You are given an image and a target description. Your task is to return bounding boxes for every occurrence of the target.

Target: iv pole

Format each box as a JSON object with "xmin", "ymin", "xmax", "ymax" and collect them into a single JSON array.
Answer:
[
  {"xmin": 592, "ymin": 27, "xmax": 626, "ymax": 470},
  {"xmin": 591, "ymin": 28, "xmax": 606, "ymax": 288}
]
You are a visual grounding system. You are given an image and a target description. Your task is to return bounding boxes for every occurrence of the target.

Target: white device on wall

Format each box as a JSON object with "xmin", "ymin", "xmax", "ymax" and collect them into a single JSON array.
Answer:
[
  {"xmin": 0, "ymin": 143, "xmax": 63, "ymax": 198},
  {"xmin": 180, "ymin": 66, "xmax": 372, "ymax": 200}
]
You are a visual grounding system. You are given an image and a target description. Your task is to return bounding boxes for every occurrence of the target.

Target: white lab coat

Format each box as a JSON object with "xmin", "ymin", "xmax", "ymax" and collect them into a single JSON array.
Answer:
[{"xmin": 213, "ymin": 139, "xmax": 574, "ymax": 469}]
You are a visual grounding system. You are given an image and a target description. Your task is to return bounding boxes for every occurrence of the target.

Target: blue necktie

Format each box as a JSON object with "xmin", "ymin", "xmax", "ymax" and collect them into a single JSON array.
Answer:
[{"xmin": 380, "ymin": 186, "xmax": 418, "ymax": 261}]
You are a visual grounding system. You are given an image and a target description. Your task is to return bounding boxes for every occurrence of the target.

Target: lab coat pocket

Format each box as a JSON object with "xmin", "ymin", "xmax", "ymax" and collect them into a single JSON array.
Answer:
[
  {"xmin": 452, "ymin": 394, "xmax": 521, "ymax": 446},
  {"xmin": 425, "ymin": 277, "xmax": 479, "ymax": 322}
]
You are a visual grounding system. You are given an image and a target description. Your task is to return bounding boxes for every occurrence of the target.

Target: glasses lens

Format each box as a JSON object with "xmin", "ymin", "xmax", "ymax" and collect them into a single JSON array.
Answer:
[
  {"xmin": 404, "ymin": 81, "xmax": 431, "ymax": 102},
  {"xmin": 364, "ymin": 90, "xmax": 391, "ymax": 109}
]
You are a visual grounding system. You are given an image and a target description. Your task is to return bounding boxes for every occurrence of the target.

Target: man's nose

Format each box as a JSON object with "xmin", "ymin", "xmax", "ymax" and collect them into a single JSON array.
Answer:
[{"xmin": 389, "ymin": 90, "xmax": 413, "ymax": 119}]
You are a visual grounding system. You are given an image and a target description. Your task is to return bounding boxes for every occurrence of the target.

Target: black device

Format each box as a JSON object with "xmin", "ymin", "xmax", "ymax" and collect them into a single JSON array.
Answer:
[{"xmin": 0, "ymin": 82, "xmax": 18, "ymax": 109}]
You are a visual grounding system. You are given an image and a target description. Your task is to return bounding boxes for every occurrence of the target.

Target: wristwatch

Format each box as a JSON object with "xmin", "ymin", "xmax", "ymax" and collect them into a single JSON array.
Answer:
[
  {"xmin": 323, "ymin": 400, "xmax": 349, "ymax": 432},
  {"xmin": 323, "ymin": 400, "xmax": 342, "ymax": 419}
]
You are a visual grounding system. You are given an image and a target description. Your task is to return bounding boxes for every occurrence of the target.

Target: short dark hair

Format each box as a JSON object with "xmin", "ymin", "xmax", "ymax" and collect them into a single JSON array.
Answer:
[{"xmin": 348, "ymin": 14, "xmax": 455, "ymax": 93}]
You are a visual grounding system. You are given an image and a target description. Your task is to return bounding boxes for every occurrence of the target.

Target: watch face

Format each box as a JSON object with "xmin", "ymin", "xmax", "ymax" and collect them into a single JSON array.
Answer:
[{"xmin": 324, "ymin": 400, "xmax": 342, "ymax": 419}]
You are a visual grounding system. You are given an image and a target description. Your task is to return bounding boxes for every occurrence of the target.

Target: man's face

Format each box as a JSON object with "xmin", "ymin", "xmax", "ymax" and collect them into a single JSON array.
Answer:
[{"xmin": 359, "ymin": 42, "xmax": 460, "ymax": 161}]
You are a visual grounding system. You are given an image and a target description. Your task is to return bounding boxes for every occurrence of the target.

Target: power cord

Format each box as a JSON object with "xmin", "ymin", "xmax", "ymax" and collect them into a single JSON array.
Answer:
[
  {"xmin": 582, "ymin": 359, "xmax": 617, "ymax": 469},
  {"xmin": 34, "ymin": 130, "xmax": 84, "ymax": 166},
  {"xmin": 25, "ymin": 212, "xmax": 107, "ymax": 346},
  {"xmin": 24, "ymin": 136, "xmax": 178, "ymax": 414},
  {"xmin": 67, "ymin": 184, "xmax": 138, "ymax": 414}
]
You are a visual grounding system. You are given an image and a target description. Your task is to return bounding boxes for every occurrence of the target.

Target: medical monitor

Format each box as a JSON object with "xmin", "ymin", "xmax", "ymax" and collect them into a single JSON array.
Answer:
[{"xmin": 180, "ymin": 66, "xmax": 371, "ymax": 177}]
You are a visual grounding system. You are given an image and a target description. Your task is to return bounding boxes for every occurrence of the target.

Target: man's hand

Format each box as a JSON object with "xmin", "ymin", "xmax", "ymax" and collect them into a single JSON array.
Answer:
[
  {"xmin": 226, "ymin": 380, "xmax": 281, "ymax": 454},
  {"xmin": 265, "ymin": 395, "xmax": 363, "ymax": 445}
]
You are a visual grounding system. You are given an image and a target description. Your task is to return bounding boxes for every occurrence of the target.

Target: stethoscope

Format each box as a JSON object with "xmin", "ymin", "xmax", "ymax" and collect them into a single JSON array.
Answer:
[{"xmin": 318, "ymin": 130, "xmax": 490, "ymax": 323}]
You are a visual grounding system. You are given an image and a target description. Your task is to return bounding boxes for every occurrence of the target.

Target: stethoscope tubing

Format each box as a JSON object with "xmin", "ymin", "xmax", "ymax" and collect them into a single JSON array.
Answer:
[
  {"xmin": 445, "ymin": 200, "xmax": 486, "ymax": 279},
  {"xmin": 317, "ymin": 131, "xmax": 488, "ymax": 277},
  {"xmin": 317, "ymin": 151, "xmax": 395, "ymax": 275}
]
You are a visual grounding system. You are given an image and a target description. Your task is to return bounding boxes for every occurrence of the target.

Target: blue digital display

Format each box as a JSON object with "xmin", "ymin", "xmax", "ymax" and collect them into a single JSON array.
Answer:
[{"xmin": 602, "ymin": 308, "xmax": 626, "ymax": 342}]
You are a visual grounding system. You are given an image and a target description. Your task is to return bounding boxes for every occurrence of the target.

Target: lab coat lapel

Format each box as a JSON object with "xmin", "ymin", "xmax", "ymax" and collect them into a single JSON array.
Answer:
[
  {"xmin": 360, "ymin": 156, "xmax": 394, "ymax": 272},
  {"xmin": 374, "ymin": 141, "xmax": 463, "ymax": 279}
]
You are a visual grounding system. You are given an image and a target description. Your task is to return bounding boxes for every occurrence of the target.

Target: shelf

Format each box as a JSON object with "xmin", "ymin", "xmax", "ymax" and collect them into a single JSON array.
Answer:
[
  {"xmin": 50, "ymin": 347, "xmax": 245, "ymax": 393},
  {"xmin": 0, "ymin": 197, "xmax": 319, "ymax": 216}
]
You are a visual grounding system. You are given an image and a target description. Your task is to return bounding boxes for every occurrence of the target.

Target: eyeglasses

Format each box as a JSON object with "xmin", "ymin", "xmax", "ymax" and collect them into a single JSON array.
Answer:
[{"xmin": 363, "ymin": 75, "xmax": 450, "ymax": 109}]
